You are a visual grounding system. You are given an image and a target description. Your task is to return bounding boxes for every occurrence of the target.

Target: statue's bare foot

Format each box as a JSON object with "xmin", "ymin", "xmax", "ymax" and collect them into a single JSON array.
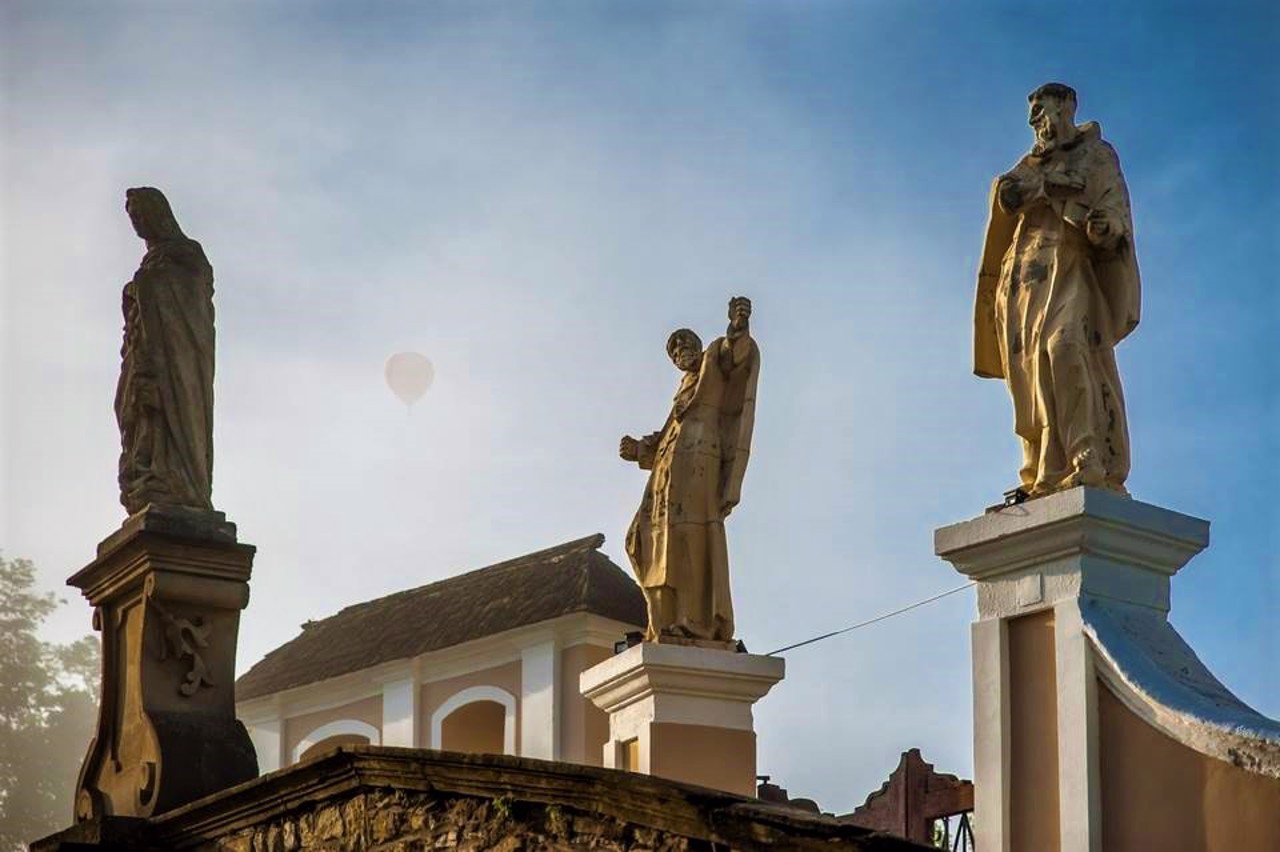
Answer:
[{"xmin": 1068, "ymin": 449, "xmax": 1105, "ymax": 488}]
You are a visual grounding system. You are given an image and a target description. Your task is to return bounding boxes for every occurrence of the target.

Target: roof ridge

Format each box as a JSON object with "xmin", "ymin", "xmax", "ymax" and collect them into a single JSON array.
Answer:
[
  {"xmin": 237, "ymin": 532, "xmax": 646, "ymax": 701},
  {"xmin": 325, "ymin": 533, "xmax": 606, "ymax": 620}
]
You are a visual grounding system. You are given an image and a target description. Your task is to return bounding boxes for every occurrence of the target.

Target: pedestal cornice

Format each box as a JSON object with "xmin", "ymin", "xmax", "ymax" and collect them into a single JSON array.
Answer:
[
  {"xmin": 580, "ymin": 642, "xmax": 785, "ymax": 715},
  {"xmin": 935, "ymin": 487, "xmax": 1209, "ymax": 582}
]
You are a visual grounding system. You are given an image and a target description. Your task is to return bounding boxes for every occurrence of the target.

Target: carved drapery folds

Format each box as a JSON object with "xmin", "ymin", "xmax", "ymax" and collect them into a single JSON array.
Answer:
[{"xmin": 116, "ymin": 187, "xmax": 216, "ymax": 516}]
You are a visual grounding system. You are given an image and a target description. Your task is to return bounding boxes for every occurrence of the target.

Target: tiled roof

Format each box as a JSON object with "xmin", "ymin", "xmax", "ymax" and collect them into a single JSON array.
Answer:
[{"xmin": 236, "ymin": 534, "xmax": 646, "ymax": 700}]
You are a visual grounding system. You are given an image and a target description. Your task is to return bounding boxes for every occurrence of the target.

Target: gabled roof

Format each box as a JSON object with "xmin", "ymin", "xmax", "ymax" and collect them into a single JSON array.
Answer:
[{"xmin": 236, "ymin": 534, "xmax": 646, "ymax": 701}]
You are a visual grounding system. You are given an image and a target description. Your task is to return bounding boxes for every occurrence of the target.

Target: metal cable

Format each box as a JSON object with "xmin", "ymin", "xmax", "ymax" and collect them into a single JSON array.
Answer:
[{"xmin": 765, "ymin": 582, "xmax": 976, "ymax": 656}]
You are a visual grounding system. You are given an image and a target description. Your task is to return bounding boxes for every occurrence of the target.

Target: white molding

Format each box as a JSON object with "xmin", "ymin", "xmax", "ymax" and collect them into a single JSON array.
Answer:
[
  {"xmin": 240, "ymin": 668, "xmax": 389, "ymax": 723},
  {"xmin": 246, "ymin": 719, "xmax": 283, "ymax": 774},
  {"xmin": 236, "ymin": 693, "xmax": 284, "ymax": 727},
  {"xmin": 291, "ymin": 719, "xmax": 381, "ymax": 763},
  {"xmin": 382, "ymin": 677, "xmax": 418, "ymax": 748},
  {"xmin": 580, "ymin": 642, "xmax": 785, "ymax": 716},
  {"xmin": 370, "ymin": 661, "xmax": 416, "ymax": 686},
  {"xmin": 560, "ymin": 614, "xmax": 644, "ymax": 649},
  {"xmin": 429, "ymin": 685, "xmax": 517, "ymax": 755},
  {"xmin": 971, "ymin": 618, "xmax": 1010, "ymax": 852},
  {"xmin": 520, "ymin": 639, "xmax": 560, "ymax": 760},
  {"xmin": 1054, "ymin": 600, "xmax": 1101, "ymax": 852},
  {"xmin": 935, "ymin": 488, "xmax": 1208, "ymax": 586},
  {"xmin": 238, "ymin": 613, "xmax": 643, "ymax": 725}
]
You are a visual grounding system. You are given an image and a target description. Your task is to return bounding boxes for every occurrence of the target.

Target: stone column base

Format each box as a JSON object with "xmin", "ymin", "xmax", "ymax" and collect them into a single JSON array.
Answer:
[
  {"xmin": 68, "ymin": 505, "xmax": 258, "ymax": 820},
  {"xmin": 579, "ymin": 642, "xmax": 784, "ymax": 796}
]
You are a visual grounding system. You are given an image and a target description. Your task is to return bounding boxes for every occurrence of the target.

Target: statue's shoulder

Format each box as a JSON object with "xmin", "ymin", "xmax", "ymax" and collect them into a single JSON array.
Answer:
[
  {"xmin": 1077, "ymin": 122, "xmax": 1121, "ymax": 161},
  {"xmin": 142, "ymin": 239, "xmax": 212, "ymax": 277}
]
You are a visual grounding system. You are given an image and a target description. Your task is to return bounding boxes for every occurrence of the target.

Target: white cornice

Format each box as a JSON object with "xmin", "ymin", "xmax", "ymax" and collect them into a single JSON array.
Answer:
[
  {"xmin": 238, "ymin": 612, "xmax": 640, "ymax": 722},
  {"xmin": 935, "ymin": 487, "xmax": 1209, "ymax": 581},
  {"xmin": 580, "ymin": 643, "xmax": 785, "ymax": 716}
]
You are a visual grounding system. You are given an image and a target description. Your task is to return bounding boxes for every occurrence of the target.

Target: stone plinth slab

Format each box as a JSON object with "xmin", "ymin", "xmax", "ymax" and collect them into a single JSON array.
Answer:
[
  {"xmin": 936, "ymin": 487, "xmax": 1208, "ymax": 617},
  {"xmin": 580, "ymin": 642, "xmax": 784, "ymax": 796}
]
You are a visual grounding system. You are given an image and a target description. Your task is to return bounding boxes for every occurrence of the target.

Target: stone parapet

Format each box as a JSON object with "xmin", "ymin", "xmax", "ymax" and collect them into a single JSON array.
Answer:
[{"xmin": 33, "ymin": 746, "xmax": 932, "ymax": 851}]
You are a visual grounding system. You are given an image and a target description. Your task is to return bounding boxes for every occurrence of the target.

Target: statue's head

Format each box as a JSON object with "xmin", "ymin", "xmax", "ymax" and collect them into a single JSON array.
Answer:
[
  {"xmin": 666, "ymin": 328, "xmax": 703, "ymax": 372},
  {"xmin": 1028, "ymin": 82, "xmax": 1078, "ymax": 154},
  {"xmin": 125, "ymin": 187, "xmax": 186, "ymax": 243}
]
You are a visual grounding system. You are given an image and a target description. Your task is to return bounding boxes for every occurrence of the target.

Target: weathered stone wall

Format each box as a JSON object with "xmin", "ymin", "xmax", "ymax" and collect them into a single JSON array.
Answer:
[
  {"xmin": 209, "ymin": 787, "xmax": 708, "ymax": 852},
  {"xmin": 35, "ymin": 747, "xmax": 928, "ymax": 852}
]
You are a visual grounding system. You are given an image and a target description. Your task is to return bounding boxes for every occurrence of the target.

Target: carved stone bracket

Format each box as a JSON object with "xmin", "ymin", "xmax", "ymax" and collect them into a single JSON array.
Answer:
[
  {"xmin": 68, "ymin": 506, "xmax": 257, "ymax": 821},
  {"xmin": 148, "ymin": 596, "xmax": 214, "ymax": 696}
]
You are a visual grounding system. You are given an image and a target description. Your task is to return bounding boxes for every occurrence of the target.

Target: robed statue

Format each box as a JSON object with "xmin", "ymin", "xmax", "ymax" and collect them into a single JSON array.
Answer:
[
  {"xmin": 116, "ymin": 187, "xmax": 216, "ymax": 515},
  {"xmin": 620, "ymin": 296, "xmax": 759, "ymax": 645},
  {"xmin": 974, "ymin": 83, "xmax": 1140, "ymax": 499}
]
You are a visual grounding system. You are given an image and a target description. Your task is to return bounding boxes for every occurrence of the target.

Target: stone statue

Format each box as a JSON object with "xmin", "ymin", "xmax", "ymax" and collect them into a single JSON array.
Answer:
[
  {"xmin": 974, "ymin": 83, "xmax": 1141, "ymax": 499},
  {"xmin": 116, "ymin": 187, "xmax": 216, "ymax": 515},
  {"xmin": 64, "ymin": 190, "xmax": 255, "ymax": 824},
  {"xmin": 619, "ymin": 296, "xmax": 760, "ymax": 645}
]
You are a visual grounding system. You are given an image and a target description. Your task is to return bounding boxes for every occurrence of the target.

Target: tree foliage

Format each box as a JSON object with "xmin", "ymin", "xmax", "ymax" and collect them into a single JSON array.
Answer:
[{"xmin": 0, "ymin": 555, "xmax": 99, "ymax": 850}]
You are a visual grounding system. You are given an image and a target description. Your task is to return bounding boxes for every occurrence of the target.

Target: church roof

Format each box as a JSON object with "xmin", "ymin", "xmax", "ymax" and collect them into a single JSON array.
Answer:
[{"xmin": 236, "ymin": 534, "xmax": 646, "ymax": 701}]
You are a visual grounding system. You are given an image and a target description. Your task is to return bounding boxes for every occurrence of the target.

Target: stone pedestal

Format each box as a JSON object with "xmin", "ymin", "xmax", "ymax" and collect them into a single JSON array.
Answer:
[
  {"xmin": 68, "ymin": 506, "xmax": 258, "ymax": 820},
  {"xmin": 935, "ymin": 487, "xmax": 1209, "ymax": 852},
  {"xmin": 579, "ymin": 642, "xmax": 784, "ymax": 797}
]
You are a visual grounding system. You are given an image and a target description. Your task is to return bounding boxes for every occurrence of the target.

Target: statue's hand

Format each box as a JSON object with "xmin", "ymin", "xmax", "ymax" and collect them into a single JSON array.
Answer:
[
  {"xmin": 728, "ymin": 296, "xmax": 751, "ymax": 330},
  {"xmin": 1085, "ymin": 209, "xmax": 1115, "ymax": 246},
  {"xmin": 720, "ymin": 498, "xmax": 739, "ymax": 518},
  {"xmin": 619, "ymin": 436, "xmax": 640, "ymax": 462},
  {"xmin": 996, "ymin": 176, "xmax": 1024, "ymax": 214},
  {"xmin": 1044, "ymin": 170, "xmax": 1085, "ymax": 198}
]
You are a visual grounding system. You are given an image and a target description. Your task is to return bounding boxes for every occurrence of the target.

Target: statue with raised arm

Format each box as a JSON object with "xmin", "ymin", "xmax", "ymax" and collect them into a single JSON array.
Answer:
[
  {"xmin": 974, "ymin": 83, "xmax": 1141, "ymax": 499},
  {"xmin": 116, "ymin": 187, "xmax": 216, "ymax": 515},
  {"xmin": 620, "ymin": 296, "xmax": 760, "ymax": 645}
]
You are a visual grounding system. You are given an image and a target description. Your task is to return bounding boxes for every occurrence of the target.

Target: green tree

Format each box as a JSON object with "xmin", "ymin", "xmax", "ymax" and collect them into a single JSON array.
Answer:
[{"xmin": 0, "ymin": 555, "xmax": 99, "ymax": 850}]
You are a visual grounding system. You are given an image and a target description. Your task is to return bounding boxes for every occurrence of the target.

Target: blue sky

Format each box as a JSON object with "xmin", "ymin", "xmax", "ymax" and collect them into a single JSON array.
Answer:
[{"xmin": 3, "ymin": 0, "xmax": 1276, "ymax": 810}]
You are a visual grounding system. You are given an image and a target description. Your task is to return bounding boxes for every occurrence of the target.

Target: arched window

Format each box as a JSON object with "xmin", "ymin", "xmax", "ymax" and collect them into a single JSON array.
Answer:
[
  {"xmin": 429, "ymin": 686, "xmax": 517, "ymax": 755},
  {"xmin": 292, "ymin": 719, "xmax": 381, "ymax": 764}
]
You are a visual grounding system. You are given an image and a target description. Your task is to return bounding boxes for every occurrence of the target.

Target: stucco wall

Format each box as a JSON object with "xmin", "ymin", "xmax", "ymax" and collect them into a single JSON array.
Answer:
[
  {"xmin": 297, "ymin": 733, "xmax": 369, "ymax": 763},
  {"xmin": 560, "ymin": 643, "xmax": 613, "ymax": 765},
  {"xmin": 1098, "ymin": 680, "xmax": 1280, "ymax": 851},
  {"xmin": 1007, "ymin": 610, "xmax": 1060, "ymax": 852},
  {"xmin": 439, "ymin": 700, "xmax": 507, "ymax": 754},
  {"xmin": 649, "ymin": 723, "xmax": 757, "ymax": 797},
  {"xmin": 283, "ymin": 694, "xmax": 383, "ymax": 760},
  {"xmin": 420, "ymin": 661, "xmax": 521, "ymax": 749}
]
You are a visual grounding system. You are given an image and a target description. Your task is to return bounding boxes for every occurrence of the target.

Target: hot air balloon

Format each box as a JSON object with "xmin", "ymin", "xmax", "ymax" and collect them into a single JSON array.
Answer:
[{"xmin": 385, "ymin": 351, "xmax": 434, "ymax": 409}]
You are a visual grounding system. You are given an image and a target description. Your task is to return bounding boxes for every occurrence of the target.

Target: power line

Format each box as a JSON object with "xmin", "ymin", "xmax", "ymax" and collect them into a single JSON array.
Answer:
[{"xmin": 765, "ymin": 582, "xmax": 976, "ymax": 656}]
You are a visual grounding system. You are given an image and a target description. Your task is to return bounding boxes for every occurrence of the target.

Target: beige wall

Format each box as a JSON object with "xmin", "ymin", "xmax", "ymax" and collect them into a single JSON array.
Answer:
[
  {"xmin": 1098, "ymin": 680, "xmax": 1280, "ymax": 851},
  {"xmin": 298, "ymin": 733, "xmax": 371, "ymax": 763},
  {"xmin": 649, "ymin": 723, "xmax": 756, "ymax": 797},
  {"xmin": 440, "ymin": 700, "xmax": 507, "ymax": 754},
  {"xmin": 1007, "ymin": 610, "xmax": 1060, "ymax": 852},
  {"xmin": 283, "ymin": 694, "xmax": 383, "ymax": 760},
  {"xmin": 560, "ymin": 643, "xmax": 614, "ymax": 766},
  {"xmin": 420, "ymin": 661, "xmax": 521, "ymax": 748}
]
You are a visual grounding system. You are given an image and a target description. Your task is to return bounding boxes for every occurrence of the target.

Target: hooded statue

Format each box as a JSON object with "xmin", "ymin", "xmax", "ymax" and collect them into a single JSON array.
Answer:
[
  {"xmin": 116, "ymin": 187, "xmax": 216, "ymax": 515},
  {"xmin": 974, "ymin": 83, "xmax": 1140, "ymax": 498},
  {"xmin": 620, "ymin": 296, "xmax": 759, "ymax": 645}
]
